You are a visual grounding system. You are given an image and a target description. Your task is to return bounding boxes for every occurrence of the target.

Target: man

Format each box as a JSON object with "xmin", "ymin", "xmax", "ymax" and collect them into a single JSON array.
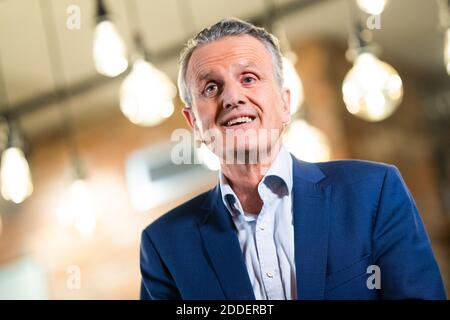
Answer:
[{"xmin": 140, "ymin": 18, "xmax": 446, "ymax": 300}]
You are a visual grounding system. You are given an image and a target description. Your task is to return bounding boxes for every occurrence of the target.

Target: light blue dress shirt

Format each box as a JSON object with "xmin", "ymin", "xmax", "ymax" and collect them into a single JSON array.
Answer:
[{"xmin": 219, "ymin": 146, "xmax": 297, "ymax": 300}]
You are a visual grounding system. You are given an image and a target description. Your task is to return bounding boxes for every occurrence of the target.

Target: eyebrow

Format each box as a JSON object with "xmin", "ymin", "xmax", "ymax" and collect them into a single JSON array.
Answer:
[{"xmin": 197, "ymin": 72, "xmax": 216, "ymax": 83}]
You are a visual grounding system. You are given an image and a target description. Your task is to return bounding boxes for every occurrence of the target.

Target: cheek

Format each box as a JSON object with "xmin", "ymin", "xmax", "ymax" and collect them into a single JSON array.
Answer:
[
  {"xmin": 248, "ymin": 87, "xmax": 273, "ymax": 108},
  {"xmin": 254, "ymin": 89, "xmax": 284, "ymax": 118}
]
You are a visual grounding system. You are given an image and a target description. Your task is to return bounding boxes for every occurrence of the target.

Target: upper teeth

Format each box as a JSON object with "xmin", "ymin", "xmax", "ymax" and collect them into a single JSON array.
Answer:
[{"xmin": 226, "ymin": 116, "xmax": 253, "ymax": 126}]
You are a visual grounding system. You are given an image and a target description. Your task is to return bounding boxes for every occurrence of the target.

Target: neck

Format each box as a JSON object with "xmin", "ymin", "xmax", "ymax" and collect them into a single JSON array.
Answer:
[{"xmin": 220, "ymin": 142, "xmax": 282, "ymax": 214}]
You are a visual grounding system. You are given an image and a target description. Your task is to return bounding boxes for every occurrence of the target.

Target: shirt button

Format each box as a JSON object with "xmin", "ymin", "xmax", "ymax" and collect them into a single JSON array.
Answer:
[
  {"xmin": 258, "ymin": 224, "xmax": 265, "ymax": 230},
  {"xmin": 266, "ymin": 272, "xmax": 273, "ymax": 278}
]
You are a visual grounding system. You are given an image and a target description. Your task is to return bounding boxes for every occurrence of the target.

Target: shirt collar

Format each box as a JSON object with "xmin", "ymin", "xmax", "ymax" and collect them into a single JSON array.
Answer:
[
  {"xmin": 219, "ymin": 145, "xmax": 293, "ymax": 216},
  {"xmin": 262, "ymin": 145, "xmax": 293, "ymax": 194}
]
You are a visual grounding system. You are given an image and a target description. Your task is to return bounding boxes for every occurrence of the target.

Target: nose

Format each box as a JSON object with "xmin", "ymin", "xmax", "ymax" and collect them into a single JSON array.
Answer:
[{"xmin": 221, "ymin": 81, "xmax": 246, "ymax": 109}]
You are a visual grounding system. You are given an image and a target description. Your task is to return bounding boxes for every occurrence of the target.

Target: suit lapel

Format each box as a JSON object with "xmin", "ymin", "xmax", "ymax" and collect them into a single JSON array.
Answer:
[
  {"xmin": 292, "ymin": 158, "xmax": 331, "ymax": 300},
  {"xmin": 198, "ymin": 185, "xmax": 255, "ymax": 300}
]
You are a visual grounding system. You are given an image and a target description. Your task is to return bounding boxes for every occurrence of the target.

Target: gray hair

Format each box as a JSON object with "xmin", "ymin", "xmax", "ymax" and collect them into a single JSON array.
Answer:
[{"xmin": 177, "ymin": 18, "xmax": 284, "ymax": 107}]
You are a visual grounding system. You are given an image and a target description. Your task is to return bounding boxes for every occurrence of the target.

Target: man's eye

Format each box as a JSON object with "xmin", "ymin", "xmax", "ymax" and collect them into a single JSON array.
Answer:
[
  {"xmin": 204, "ymin": 83, "xmax": 218, "ymax": 96},
  {"xmin": 242, "ymin": 76, "xmax": 256, "ymax": 84}
]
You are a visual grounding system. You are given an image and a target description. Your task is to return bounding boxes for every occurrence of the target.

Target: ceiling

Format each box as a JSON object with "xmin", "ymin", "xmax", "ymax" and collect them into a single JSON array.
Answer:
[{"xmin": 0, "ymin": 0, "xmax": 449, "ymax": 143}]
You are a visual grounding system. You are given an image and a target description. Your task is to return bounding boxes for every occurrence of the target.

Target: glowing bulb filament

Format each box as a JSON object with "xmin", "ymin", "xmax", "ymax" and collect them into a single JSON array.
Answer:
[{"xmin": 342, "ymin": 52, "xmax": 403, "ymax": 121}]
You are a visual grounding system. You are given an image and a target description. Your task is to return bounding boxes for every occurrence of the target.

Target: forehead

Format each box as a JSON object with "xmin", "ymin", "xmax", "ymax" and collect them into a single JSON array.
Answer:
[{"xmin": 186, "ymin": 35, "xmax": 274, "ymax": 83}]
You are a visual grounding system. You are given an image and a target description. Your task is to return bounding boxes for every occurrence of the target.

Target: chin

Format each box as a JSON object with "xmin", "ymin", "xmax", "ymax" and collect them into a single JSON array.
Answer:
[{"xmin": 223, "ymin": 141, "xmax": 271, "ymax": 165}]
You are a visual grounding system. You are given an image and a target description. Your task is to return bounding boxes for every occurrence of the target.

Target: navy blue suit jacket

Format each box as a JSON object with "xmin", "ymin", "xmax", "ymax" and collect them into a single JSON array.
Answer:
[{"xmin": 140, "ymin": 158, "xmax": 446, "ymax": 299}]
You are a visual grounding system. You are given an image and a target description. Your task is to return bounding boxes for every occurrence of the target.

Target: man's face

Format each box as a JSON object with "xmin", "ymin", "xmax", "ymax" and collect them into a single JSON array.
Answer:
[{"xmin": 183, "ymin": 35, "xmax": 290, "ymax": 162}]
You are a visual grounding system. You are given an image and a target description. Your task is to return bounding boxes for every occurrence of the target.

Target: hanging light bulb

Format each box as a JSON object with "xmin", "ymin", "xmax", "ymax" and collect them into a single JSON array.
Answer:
[
  {"xmin": 444, "ymin": 28, "xmax": 450, "ymax": 75},
  {"xmin": 283, "ymin": 120, "xmax": 330, "ymax": 162},
  {"xmin": 342, "ymin": 52, "xmax": 403, "ymax": 121},
  {"xmin": 437, "ymin": 0, "xmax": 450, "ymax": 75},
  {"xmin": 120, "ymin": 58, "xmax": 176, "ymax": 126},
  {"xmin": 57, "ymin": 179, "xmax": 97, "ymax": 237},
  {"xmin": 282, "ymin": 53, "xmax": 304, "ymax": 115},
  {"xmin": 93, "ymin": 20, "xmax": 128, "ymax": 77},
  {"xmin": 356, "ymin": 0, "xmax": 388, "ymax": 15},
  {"xmin": 0, "ymin": 147, "xmax": 33, "ymax": 204},
  {"xmin": 197, "ymin": 143, "xmax": 221, "ymax": 171}
]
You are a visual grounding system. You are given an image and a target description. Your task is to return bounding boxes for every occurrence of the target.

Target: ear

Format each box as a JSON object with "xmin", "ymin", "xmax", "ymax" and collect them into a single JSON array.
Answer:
[
  {"xmin": 280, "ymin": 87, "xmax": 291, "ymax": 124},
  {"xmin": 182, "ymin": 106, "xmax": 196, "ymax": 129},
  {"xmin": 182, "ymin": 106, "xmax": 204, "ymax": 147}
]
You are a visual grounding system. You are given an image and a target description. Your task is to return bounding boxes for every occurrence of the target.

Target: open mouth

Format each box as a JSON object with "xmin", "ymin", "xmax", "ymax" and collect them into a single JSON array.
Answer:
[{"xmin": 223, "ymin": 116, "xmax": 256, "ymax": 127}]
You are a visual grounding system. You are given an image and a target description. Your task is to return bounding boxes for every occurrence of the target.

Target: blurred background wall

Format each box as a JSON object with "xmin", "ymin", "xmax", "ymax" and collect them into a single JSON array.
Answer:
[{"xmin": 0, "ymin": 0, "xmax": 449, "ymax": 299}]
